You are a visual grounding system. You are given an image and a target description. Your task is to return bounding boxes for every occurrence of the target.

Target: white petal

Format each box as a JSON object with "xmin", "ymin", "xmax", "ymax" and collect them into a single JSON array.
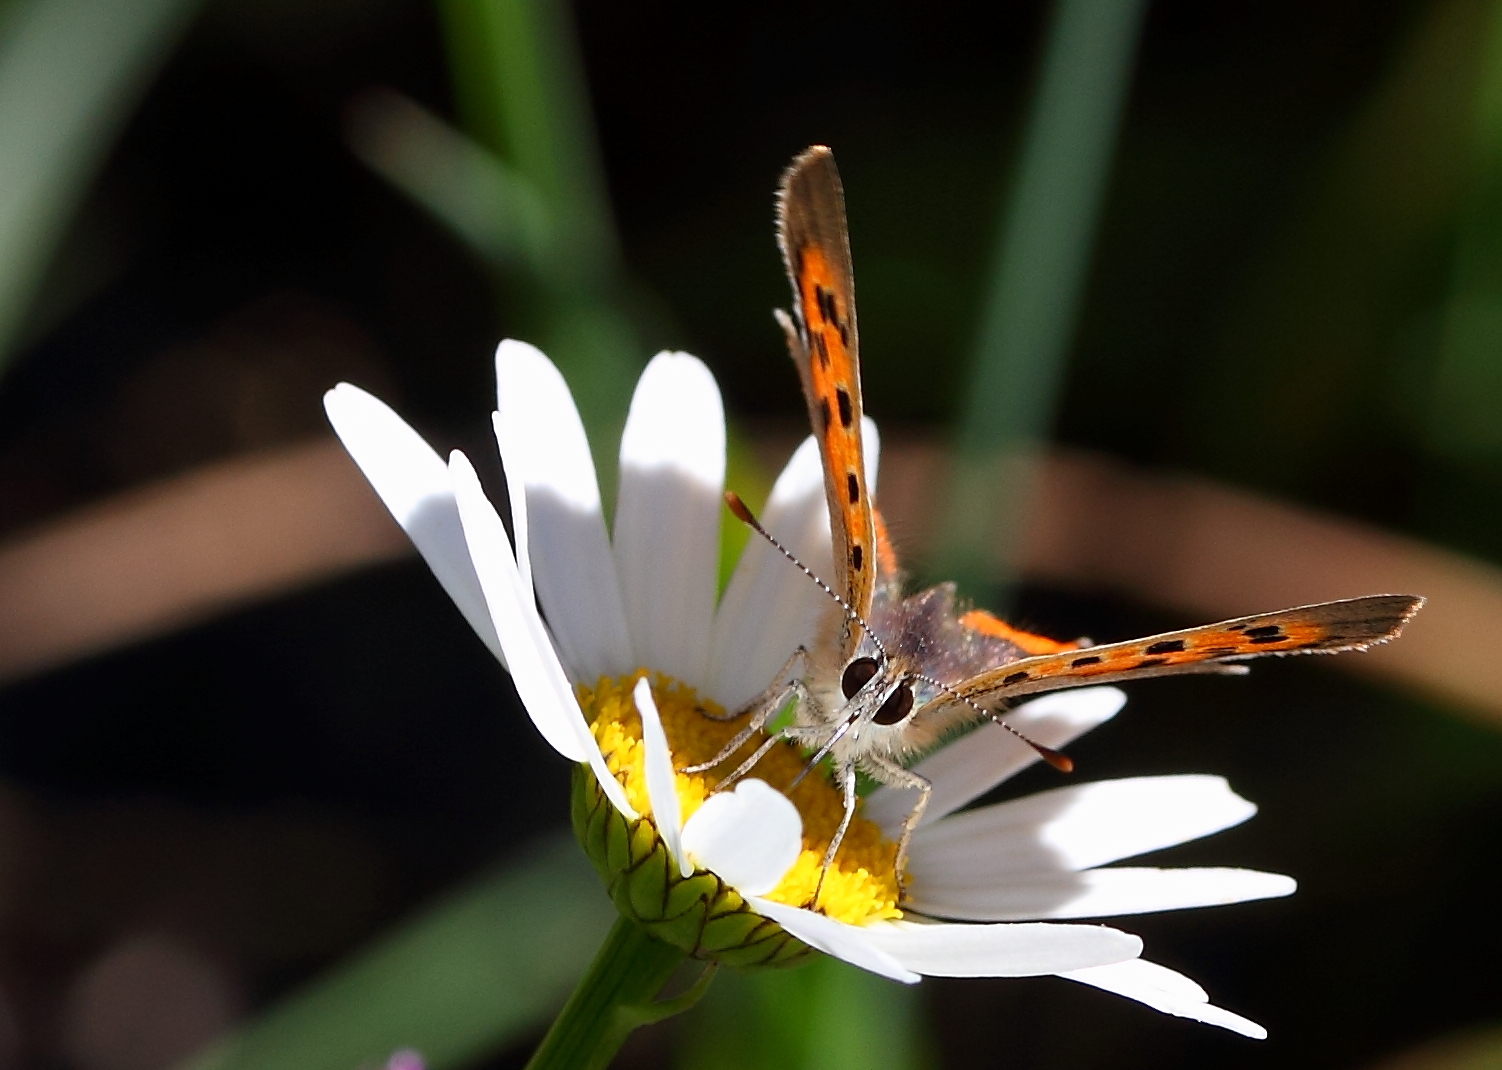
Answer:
[
  {"xmin": 1060, "ymin": 959, "xmax": 1267, "ymax": 1039},
  {"xmin": 860, "ymin": 919, "xmax": 1141, "ymax": 977},
  {"xmin": 864, "ymin": 688, "xmax": 1125, "ymax": 836},
  {"xmin": 613, "ymin": 353, "xmax": 725, "ymax": 688},
  {"xmin": 745, "ymin": 898, "xmax": 918, "ymax": 983},
  {"xmin": 323, "ymin": 384, "xmax": 502, "ymax": 664},
  {"xmin": 634, "ymin": 678, "xmax": 686, "ymax": 876},
  {"xmin": 492, "ymin": 411, "xmax": 532, "ymax": 604},
  {"xmin": 907, "ymin": 776, "xmax": 1255, "ymax": 880},
  {"xmin": 447, "ymin": 450, "xmax": 586, "ymax": 761},
  {"xmin": 707, "ymin": 436, "xmax": 828, "ymax": 710},
  {"xmin": 906, "ymin": 866, "xmax": 1297, "ymax": 921},
  {"xmin": 495, "ymin": 339, "xmax": 631, "ymax": 682},
  {"xmin": 680, "ymin": 779, "xmax": 801, "ymax": 896},
  {"xmin": 860, "ymin": 417, "xmax": 880, "ymax": 496},
  {"xmin": 448, "ymin": 451, "xmax": 637, "ymax": 818}
]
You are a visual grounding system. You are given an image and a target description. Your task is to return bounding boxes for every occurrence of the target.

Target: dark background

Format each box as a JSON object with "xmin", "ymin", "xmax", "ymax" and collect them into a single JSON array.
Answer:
[{"xmin": 0, "ymin": 0, "xmax": 1496, "ymax": 1067}]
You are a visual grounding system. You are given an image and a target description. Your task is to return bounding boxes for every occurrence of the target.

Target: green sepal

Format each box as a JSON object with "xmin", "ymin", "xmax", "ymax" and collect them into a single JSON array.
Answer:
[
  {"xmin": 700, "ymin": 908, "xmax": 768, "ymax": 954},
  {"xmin": 626, "ymin": 842, "xmax": 671, "ymax": 919},
  {"xmin": 570, "ymin": 765, "xmax": 812, "ymax": 969}
]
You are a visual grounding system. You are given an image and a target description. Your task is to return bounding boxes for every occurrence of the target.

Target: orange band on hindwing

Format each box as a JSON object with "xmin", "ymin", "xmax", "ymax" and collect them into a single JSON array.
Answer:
[
  {"xmin": 959, "ymin": 610, "xmax": 1078, "ymax": 655},
  {"xmin": 872, "ymin": 508, "xmax": 898, "ymax": 579}
]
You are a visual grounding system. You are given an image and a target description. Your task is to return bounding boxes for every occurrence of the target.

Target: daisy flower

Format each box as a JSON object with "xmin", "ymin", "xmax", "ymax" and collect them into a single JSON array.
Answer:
[{"xmin": 324, "ymin": 340, "xmax": 1292, "ymax": 1041}]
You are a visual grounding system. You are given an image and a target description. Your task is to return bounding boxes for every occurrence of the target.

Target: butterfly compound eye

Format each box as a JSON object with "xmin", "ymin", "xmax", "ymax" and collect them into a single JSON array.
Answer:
[
  {"xmin": 841, "ymin": 657, "xmax": 880, "ymax": 698},
  {"xmin": 872, "ymin": 683, "xmax": 915, "ymax": 725}
]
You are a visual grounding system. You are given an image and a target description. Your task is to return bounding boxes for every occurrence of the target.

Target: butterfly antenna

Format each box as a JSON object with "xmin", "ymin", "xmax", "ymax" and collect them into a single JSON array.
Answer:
[
  {"xmin": 724, "ymin": 492, "xmax": 890, "ymax": 660},
  {"xmin": 912, "ymin": 672, "xmax": 1073, "ymax": 773}
]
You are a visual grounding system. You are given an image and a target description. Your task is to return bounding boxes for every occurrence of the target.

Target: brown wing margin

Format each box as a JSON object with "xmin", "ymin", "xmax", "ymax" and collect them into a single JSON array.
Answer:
[
  {"xmin": 946, "ymin": 594, "xmax": 1425, "ymax": 711},
  {"xmin": 775, "ymin": 146, "xmax": 877, "ymax": 641}
]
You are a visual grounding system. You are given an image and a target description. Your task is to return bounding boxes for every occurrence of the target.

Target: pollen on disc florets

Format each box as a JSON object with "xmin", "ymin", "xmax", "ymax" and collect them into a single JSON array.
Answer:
[{"xmin": 572, "ymin": 672, "xmax": 902, "ymax": 963}]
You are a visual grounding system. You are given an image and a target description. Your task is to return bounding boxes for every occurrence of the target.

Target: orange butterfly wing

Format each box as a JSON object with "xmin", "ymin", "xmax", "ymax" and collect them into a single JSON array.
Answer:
[
  {"xmin": 776, "ymin": 146, "xmax": 876, "ymax": 656},
  {"xmin": 945, "ymin": 594, "xmax": 1424, "ymax": 711}
]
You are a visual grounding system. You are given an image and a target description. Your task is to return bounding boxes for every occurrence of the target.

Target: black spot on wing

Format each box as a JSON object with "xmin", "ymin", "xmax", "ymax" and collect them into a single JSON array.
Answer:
[
  {"xmin": 846, "ymin": 472, "xmax": 860, "ymax": 504},
  {"xmin": 1144, "ymin": 639, "xmax": 1186, "ymax": 654},
  {"xmin": 835, "ymin": 388, "xmax": 853, "ymax": 428}
]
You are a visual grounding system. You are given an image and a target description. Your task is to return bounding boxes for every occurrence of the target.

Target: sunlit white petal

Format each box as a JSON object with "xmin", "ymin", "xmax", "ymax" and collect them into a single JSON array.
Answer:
[
  {"xmin": 745, "ymin": 897, "xmax": 918, "ymax": 983},
  {"xmin": 860, "ymin": 918, "xmax": 1141, "ymax": 978},
  {"xmin": 448, "ymin": 451, "xmax": 636, "ymax": 817},
  {"xmin": 634, "ymin": 678, "xmax": 686, "ymax": 876},
  {"xmin": 1060, "ymin": 959, "xmax": 1267, "ymax": 1039},
  {"xmin": 707, "ymin": 436, "xmax": 827, "ymax": 711},
  {"xmin": 492, "ymin": 411, "xmax": 532, "ymax": 604},
  {"xmin": 495, "ymin": 339, "xmax": 631, "ymax": 682},
  {"xmin": 864, "ymin": 688, "xmax": 1125, "ymax": 836},
  {"xmin": 860, "ymin": 417, "xmax": 880, "ymax": 494},
  {"xmin": 323, "ymin": 384, "xmax": 502, "ymax": 664},
  {"xmin": 614, "ymin": 353, "xmax": 725, "ymax": 688},
  {"xmin": 907, "ymin": 866, "xmax": 1297, "ymax": 921},
  {"xmin": 680, "ymin": 779, "xmax": 802, "ymax": 896},
  {"xmin": 907, "ymin": 776, "xmax": 1255, "ymax": 880}
]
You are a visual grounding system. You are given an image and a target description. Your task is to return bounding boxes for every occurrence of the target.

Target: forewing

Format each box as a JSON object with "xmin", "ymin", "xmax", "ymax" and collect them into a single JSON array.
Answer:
[
  {"xmin": 944, "ymin": 595, "xmax": 1424, "ymax": 711},
  {"xmin": 776, "ymin": 145, "xmax": 875, "ymax": 657}
]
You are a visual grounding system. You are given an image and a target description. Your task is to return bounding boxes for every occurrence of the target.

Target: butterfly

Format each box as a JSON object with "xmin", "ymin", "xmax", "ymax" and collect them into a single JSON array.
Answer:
[{"xmin": 698, "ymin": 145, "xmax": 1423, "ymax": 903}]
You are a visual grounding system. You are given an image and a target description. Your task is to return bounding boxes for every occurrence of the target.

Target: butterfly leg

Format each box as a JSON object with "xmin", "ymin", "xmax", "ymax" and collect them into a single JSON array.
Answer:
[
  {"xmin": 680, "ymin": 650, "xmax": 808, "ymax": 774},
  {"xmin": 865, "ymin": 755, "xmax": 931, "ymax": 901},
  {"xmin": 697, "ymin": 647, "xmax": 808, "ymax": 723},
  {"xmin": 702, "ymin": 718, "xmax": 825, "ymax": 797},
  {"xmin": 812, "ymin": 760, "xmax": 859, "ymax": 909},
  {"xmin": 705, "ymin": 727, "xmax": 790, "ymax": 791}
]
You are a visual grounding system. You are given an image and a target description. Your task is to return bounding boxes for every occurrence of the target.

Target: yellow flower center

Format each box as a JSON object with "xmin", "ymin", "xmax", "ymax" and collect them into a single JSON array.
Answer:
[{"xmin": 582, "ymin": 672, "xmax": 903, "ymax": 926}]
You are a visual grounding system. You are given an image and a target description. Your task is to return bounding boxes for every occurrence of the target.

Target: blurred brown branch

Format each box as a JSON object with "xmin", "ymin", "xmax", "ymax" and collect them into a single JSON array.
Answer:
[
  {"xmin": 0, "ymin": 439, "xmax": 407, "ymax": 682},
  {"xmin": 0, "ymin": 435, "xmax": 1495, "ymax": 726},
  {"xmin": 1011, "ymin": 450, "xmax": 1495, "ymax": 713}
]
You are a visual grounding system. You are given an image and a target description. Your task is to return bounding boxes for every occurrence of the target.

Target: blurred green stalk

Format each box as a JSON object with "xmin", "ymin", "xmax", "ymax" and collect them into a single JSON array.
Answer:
[
  {"xmin": 677, "ymin": 955, "xmax": 925, "ymax": 1070},
  {"xmin": 177, "ymin": 835, "xmax": 615, "ymax": 1070},
  {"xmin": 436, "ymin": 0, "xmax": 641, "ymax": 470},
  {"xmin": 935, "ymin": 0, "xmax": 1148, "ymax": 598},
  {"xmin": 522, "ymin": 917, "xmax": 695, "ymax": 1070},
  {"xmin": 1428, "ymin": 0, "xmax": 1502, "ymax": 460},
  {"xmin": 0, "ymin": 0, "xmax": 201, "ymax": 368}
]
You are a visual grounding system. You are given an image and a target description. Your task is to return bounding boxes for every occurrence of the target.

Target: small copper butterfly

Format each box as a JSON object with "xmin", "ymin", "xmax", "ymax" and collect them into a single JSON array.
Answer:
[{"xmin": 701, "ymin": 145, "xmax": 1422, "ymax": 901}]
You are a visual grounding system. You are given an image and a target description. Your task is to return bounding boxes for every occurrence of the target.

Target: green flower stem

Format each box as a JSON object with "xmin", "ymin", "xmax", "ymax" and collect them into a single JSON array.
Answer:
[
  {"xmin": 936, "ymin": 0, "xmax": 1148, "ymax": 598},
  {"xmin": 523, "ymin": 916, "xmax": 696, "ymax": 1070}
]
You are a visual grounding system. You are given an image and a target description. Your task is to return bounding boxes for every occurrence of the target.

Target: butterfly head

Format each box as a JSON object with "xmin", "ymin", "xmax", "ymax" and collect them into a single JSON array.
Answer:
[
  {"xmin": 840, "ymin": 656, "xmax": 913, "ymax": 726},
  {"xmin": 725, "ymin": 491, "xmax": 1074, "ymax": 772}
]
